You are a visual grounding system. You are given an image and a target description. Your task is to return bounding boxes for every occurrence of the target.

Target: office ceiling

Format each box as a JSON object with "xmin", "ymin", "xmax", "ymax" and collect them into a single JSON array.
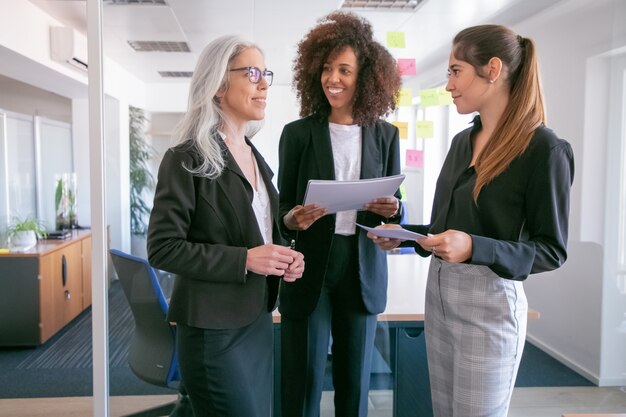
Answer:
[{"xmin": 28, "ymin": 0, "xmax": 563, "ymax": 87}]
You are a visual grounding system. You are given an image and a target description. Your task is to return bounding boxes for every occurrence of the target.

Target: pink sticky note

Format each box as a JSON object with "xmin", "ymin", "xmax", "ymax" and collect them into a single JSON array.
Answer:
[
  {"xmin": 406, "ymin": 149, "xmax": 424, "ymax": 168},
  {"xmin": 397, "ymin": 58, "xmax": 417, "ymax": 76}
]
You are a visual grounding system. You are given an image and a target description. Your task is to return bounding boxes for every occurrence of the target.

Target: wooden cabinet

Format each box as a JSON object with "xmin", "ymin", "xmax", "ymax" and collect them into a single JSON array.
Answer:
[
  {"xmin": 0, "ymin": 230, "xmax": 92, "ymax": 346},
  {"xmin": 81, "ymin": 237, "xmax": 92, "ymax": 310}
]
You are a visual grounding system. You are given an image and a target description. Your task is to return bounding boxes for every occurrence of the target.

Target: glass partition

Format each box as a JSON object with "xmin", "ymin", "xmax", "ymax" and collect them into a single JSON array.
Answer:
[
  {"xmin": 5, "ymin": 111, "xmax": 36, "ymax": 221},
  {"xmin": 36, "ymin": 117, "xmax": 74, "ymax": 232}
]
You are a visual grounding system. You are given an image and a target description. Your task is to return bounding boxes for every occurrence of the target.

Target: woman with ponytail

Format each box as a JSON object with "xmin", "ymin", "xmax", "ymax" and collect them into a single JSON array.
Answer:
[{"xmin": 368, "ymin": 25, "xmax": 574, "ymax": 416}]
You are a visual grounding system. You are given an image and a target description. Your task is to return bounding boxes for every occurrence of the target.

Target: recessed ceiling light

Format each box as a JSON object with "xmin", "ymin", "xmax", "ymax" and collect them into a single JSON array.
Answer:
[
  {"xmin": 340, "ymin": 0, "xmax": 425, "ymax": 11},
  {"xmin": 127, "ymin": 41, "xmax": 190, "ymax": 53},
  {"xmin": 103, "ymin": 0, "xmax": 168, "ymax": 5},
  {"xmin": 158, "ymin": 71, "xmax": 193, "ymax": 78}
]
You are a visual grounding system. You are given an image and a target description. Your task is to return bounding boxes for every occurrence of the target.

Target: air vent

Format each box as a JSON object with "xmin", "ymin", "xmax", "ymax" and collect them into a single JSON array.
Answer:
[
  {"xmin": 158, "ymin": 71, "xmax": 193, "ymax": 78},
  {"xmin": 340, "ymin": 0, "xmax": 425, "ymax": 10},
  {"xmin": 128, "ymin": 41, "xmax": 190, "ymax": 52},
  {"xmin": 104, "ymin": 0, "xmax": 168, "ymax": 5}
]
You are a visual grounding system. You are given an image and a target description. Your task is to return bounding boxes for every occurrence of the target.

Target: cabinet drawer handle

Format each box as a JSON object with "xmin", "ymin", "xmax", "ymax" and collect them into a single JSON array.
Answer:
[
  {"xmin": 65, "ymin": 290, "xmax": 71, "ymax": 300},
  {"xmin": 62, "ymin": 255, "xmax": 67, "ymax": 287}
]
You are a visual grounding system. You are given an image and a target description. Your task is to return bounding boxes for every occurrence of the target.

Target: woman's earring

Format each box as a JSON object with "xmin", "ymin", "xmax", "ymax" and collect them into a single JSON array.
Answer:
[{"xmin": 489, "ymin": 79, "xmax": 495, "ymax": 84}]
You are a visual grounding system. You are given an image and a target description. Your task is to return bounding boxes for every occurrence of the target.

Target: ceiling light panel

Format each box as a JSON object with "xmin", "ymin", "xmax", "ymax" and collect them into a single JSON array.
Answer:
[
  {"xmin": 158, "ymin": 71, "xmax": 193, "ymax": 78},
  {"xmin": 103, "ymin": 0, "xmax": 168, "ymax": 5},
  {"xmin": 127, "ymin": 41, "xmax": 190, "ymax": 52},
  {"xmin": 340, "ymin": 0, "xmax": 425, "ymax": 10}
]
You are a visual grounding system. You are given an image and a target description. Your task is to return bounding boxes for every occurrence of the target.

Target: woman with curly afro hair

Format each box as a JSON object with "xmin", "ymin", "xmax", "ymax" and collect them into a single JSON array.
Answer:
[{"xmin": 277, "ymin": 11, "xmax": 402, "ymax": 417}]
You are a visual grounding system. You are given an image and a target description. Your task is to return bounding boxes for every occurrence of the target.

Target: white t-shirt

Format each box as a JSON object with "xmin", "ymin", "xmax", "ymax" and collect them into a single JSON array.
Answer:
[
  {"xmin": 329, "ymin": 122, "xmax": 362, "ymax": 235},
  {"xmin": 251, "ymin": 156, "xmax": 272, "ymax": 244}
]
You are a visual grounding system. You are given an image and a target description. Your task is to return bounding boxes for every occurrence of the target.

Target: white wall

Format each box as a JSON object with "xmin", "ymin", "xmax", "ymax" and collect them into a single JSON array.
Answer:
[
  {"xmin": 515, "ymin": 0, "xmax": 625, "ymax": 386},
  {"xmin": 0, "ymin": 74, "xmax": 72, "ymax": 124},
  {"xmin": 251, "ymin": 85, "xmax": 300, "ymax": 186},
  {"xmin": 0, "ymin": 1, "xmax": 154, "ymax": 256}
]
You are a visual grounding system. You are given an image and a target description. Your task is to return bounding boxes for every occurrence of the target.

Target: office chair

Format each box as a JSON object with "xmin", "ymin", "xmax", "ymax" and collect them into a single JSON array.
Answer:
[{"xmin": 110, "ymin": 249, "xmax": 192, "ymax": 417}]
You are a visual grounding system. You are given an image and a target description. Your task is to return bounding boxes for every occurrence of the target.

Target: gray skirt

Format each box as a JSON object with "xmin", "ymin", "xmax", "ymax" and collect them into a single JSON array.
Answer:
[{"xmin": 425, "ymin": 257, "xmax": 528, "ymax": 417}]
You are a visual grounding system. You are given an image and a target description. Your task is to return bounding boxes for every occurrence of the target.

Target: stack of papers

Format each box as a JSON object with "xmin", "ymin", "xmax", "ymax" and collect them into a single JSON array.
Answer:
[{"xmin": 303, "ymin": 174, "xmax": 405, "ymax": 214}]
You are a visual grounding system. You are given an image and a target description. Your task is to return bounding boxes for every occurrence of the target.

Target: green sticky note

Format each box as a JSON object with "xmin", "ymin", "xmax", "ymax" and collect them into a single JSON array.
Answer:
[
  {"xmin": 391, "ymin": 121, "xmax": 408, "ymax": 139},
  {"xmin": 419, "ymin": 88, "xmax": 439, "ymax": 107},
  {"xmin": 387, "ymin": 32, "xmax": 406, "ymax": 48},
  {"xmin": 415, "ymin": 120, "xmax": 434, "ymax": 138},
  {"xmin": 436, "ymin": 86, "xmax": 453, "ymax": 106},
  {"xmin": 397, "ymin": 88, "xmax": 413, "ymax": 107}
]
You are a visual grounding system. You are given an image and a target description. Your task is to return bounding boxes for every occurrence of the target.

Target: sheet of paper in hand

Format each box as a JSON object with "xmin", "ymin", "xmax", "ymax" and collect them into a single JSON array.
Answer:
[
  {"xmin": 303, "ymin": 174, "xmax": 405, "ymax": 214},
  {"xmin": 356, "ymin": 223, "xmax": 427, "ymax": 241}
]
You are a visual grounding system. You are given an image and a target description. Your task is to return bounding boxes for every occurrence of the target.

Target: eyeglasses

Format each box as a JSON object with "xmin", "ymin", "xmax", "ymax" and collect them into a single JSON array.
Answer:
[{"xmin": 229, "ymin": 66, "xmax": 273, "ymax": 86}]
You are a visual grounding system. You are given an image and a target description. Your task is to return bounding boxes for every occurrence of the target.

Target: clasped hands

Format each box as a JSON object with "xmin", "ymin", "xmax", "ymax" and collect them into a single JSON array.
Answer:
[
  {"xmin": 366, "ymin": 224, "xmax": 473, "ymax": 263},
  {"xmin": 246, "ymin": 244, "xmax": 304, "ymax": 282}
]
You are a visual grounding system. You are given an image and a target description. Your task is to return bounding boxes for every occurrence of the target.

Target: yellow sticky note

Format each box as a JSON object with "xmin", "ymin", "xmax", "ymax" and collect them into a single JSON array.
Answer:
[
  {"xmin": 399, "ymin": 183, "xmax": 407, "ymax": 201},
  {"xmin": 436, "ymin": 86, "xmax": 453, "ymax": 106},
  {"xmin": 386, "ymin": 32, "xmax": 406, "ymax": 48},
  {"xmin": 415, "ymin": 120, "xmax": 434, "ymax": 138},
  {"xmin": 391, "ymin": 121, "xmax": 408, "ymax": 140},
  {"xmin": 397, "ymin": 88, "xmax": 413, "ymax": 107},
  {"xmin": 419, "ymin": 88, "xmax": 439, "ymax": 107}
]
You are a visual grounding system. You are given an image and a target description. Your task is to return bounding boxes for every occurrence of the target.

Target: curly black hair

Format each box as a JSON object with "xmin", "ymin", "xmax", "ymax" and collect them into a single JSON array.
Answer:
[{"xmin": 293, "ymin": 11, "xmax": 401, "ymax": 126}]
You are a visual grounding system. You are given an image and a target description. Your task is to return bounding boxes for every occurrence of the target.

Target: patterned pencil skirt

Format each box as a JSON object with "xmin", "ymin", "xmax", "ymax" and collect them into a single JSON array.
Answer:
[{"xmin": 425, "ymin": 257, "xmax": 528, "ymax": 417}]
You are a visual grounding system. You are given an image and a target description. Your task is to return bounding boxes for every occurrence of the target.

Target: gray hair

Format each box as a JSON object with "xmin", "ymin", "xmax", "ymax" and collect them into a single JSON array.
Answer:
[{"xmin": 173, "ymin": 35, "xmax": 261, "ymax": 178}]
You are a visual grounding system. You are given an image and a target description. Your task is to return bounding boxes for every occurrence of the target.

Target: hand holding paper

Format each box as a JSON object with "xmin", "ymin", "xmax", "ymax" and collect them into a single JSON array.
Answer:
[
  {"xmin": 303, "ymin": 174, "xmax": 405, "ymax": 214},
  {"xmin": 357, "ymin": 223, "xmax": 426, "ymax": 241}
]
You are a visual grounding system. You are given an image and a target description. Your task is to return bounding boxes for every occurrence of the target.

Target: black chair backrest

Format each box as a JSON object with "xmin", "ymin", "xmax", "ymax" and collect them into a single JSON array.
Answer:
[{"xmin": 110, "ymin": 249, "xmax": 178, "ymax": 387}]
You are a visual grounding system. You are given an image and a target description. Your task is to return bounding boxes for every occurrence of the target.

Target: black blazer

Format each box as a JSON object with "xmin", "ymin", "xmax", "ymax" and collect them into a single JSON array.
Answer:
[
  {"xmin": 277, "ymin": 116, "xmax": 402, "ymax": 319},
  {"xmin": 147, "ymin": 138, "xmax": 282, "ymax": 329}
]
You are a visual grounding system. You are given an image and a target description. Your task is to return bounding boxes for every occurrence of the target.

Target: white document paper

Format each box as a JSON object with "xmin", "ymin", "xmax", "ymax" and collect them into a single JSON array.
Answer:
[
  {"xmin": 303, "ymin": 174, "xmax": 405, "ymax": 214},
  {"xmin": 356, "ymin": 223, "xmax": 427, "ymax": 241}
]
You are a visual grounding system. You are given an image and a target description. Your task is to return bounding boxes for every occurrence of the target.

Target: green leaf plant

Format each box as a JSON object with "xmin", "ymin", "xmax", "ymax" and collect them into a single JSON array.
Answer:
[
  {"xmin": 8, "ymin": 215, "xmax": 48, "ymax": 240},
  {"xmin": 129, "ymin": 106, "xmax": 155, "ymax": 236}
]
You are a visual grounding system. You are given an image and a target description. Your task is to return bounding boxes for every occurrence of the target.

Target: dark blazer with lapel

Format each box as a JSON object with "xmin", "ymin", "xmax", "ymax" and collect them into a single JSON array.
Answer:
[
  {"xmin": 147, "ymin": 138, "xmax": 282, "ymax": 329},
  {"xmin": 277, "ymin": 116, "xmax": 402, "ymax": 319}
]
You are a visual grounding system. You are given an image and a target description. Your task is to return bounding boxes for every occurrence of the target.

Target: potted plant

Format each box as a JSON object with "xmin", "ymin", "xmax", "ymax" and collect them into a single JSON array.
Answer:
[
  {"xmin": 8, "ymin": 215, "xmax": 48, "ymax": 250},
  {"xmin": 129, "ymin": 106, "xmax": 155, "ymax": 256},
  {"xmin": 55, "ymin": 173, "xmax": 78, "ymax": 230}
]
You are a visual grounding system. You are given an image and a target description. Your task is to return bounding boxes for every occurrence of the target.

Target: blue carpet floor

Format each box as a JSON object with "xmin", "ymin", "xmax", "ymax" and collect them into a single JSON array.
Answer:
[{"xmin": 0, "ymin": 282, "xmax": 593, "ymax": 399}]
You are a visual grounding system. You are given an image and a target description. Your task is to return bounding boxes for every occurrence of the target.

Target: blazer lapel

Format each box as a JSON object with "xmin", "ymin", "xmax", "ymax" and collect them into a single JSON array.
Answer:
[
  {"xmin": 215, "ymin": 139, "xmax": 264, "ymax": 247},
  {"xmin": 310, "ymin": 119, "xmax": 335, "ymax": 180},
  {"xmin": 249, "ymin": 139, "xmax": 278, "ymax": 216},
  {"xmin": 360, "ymin": 124, "xmax": 382, "ymax": 179}
]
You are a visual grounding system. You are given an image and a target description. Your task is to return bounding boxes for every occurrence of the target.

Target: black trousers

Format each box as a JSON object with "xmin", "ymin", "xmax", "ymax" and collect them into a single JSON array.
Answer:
[
  {"xmin": 177, "ymin": 311, "xmax": 273, "ymax": 417},
  {"xmin": 281, "ymin": 235, "xmax": 377, "ymax": 417}
]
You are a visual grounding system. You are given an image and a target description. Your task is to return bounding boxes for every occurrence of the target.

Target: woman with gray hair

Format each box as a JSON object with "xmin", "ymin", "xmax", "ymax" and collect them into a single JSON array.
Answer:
[{"xmin": 147, "ymin": 35, "xmax": 304, "ymax": 416}]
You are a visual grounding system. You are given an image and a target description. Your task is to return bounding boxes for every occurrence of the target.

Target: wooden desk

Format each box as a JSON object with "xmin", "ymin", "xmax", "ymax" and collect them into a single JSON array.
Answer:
[
  {"xmin": 273, "ymin": 253, "xmax": 540, "ymax": 417},
  {"xmin": 0, "ymin": 230, "xmax": 92, "ymax": 346}
]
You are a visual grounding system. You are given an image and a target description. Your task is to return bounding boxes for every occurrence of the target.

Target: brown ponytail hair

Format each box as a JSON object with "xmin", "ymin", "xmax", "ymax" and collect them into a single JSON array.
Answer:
[{"xmin": 452, "ymin": 25, "xmax": 546, "ymax": 202}]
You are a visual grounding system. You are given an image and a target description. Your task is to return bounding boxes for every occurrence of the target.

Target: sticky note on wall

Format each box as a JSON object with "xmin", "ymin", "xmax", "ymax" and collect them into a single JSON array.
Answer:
[
  {"xmin": 397, "ymin": 58, "xmax": 416, "ymax": 76},
  {"xmin": 419, "ymin": 88, "xmax": 439, "ymax": 107},
  {"xmin": 399, "ymin": 183, "xmax": 407, "ymax": 201},
  {"xmin": 386, "ymin": 32, "xmax": 406, "ymax": 48},
  {"xmin": 436, "ymin": 86, "xmax": 453, "ymax": 105},
  {"xmin": 397, "ymin": 88, "xmax": 413, "ymax": 107},
  {"xmin": 415, "ymin": 120, "xmax": 434, "ymax": 138},
  {"xmin": 406, "ymin": 149, "xmax": 424, "ymax": 168},
  {"xmin": 391, "ymin": 121, "xmax": 408, "ymax": 139},
  {"xmin": 419, "ymin": 86, "xmax": 453, "ymax": 107}
]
